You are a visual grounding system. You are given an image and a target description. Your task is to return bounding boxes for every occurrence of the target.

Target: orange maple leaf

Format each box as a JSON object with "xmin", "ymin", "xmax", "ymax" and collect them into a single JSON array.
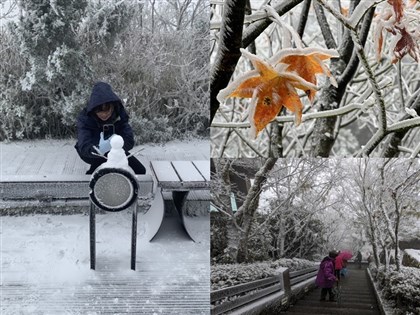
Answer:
[
  {"xmin": 375, "ymin": 2, "xmax": 420, "ymax": 63},
  {"xmin": 388, "ymin": 0, "xmax": 405, "ymax": 22},
  {"xmin": 270, "ymin": 48, "xmax": 340, "ymax": 103},
  {"xmin": 392, "ymin": 27, "xmax": 420, "ymax": 62},
  {"xmin": 374, "ymin": 8, "xmax": 393, "ymax": 61},
  {"xmin": 217, "ymin": 49, "xmax": 318, "ymax": 138},
  {"xmin": 341, "ymin": 7, "xmax": 349, "ymax": 17}
]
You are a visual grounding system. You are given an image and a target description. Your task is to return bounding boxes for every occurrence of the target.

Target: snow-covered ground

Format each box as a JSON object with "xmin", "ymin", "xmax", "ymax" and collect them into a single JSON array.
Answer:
[{"xmin": 1, "ymin": 211, "xmax": 210, "ymax": 314}]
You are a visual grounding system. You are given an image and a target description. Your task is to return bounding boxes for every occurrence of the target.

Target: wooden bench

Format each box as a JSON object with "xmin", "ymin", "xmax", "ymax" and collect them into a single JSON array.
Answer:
[
  {"xmin": 0, "ymin": 160, "xmax": 210, "ymax": 243},
  {"xmin": 150, "ymin": 160, "xmax": 210, "ymax": 242}
]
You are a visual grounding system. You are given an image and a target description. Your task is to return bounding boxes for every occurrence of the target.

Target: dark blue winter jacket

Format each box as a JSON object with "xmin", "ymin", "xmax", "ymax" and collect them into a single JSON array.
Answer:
[{"xmin": 75, "ymin": 82, "xmax": 135, "ymax": 162}]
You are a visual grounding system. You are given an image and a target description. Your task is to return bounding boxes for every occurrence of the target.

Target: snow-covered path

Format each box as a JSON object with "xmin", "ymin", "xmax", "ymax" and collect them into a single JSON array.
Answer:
[{"xmin": 1, "ymin": 212, "xmax": 210, "ymax": 314}]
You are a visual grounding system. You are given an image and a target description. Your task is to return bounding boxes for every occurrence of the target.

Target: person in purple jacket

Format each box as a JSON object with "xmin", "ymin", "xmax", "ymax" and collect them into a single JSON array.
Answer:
[
  {"xmin": 315, "ymin": 250, "xmax": 339, "ymax": 302},
  {"xmin": 75, "ymin": 82, "xmax": 146, "ymax": 174}
]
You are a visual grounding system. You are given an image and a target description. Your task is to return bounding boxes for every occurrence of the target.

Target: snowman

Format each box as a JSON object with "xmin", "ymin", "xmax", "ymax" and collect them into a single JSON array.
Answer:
[{"xmin": 102, "ymin": 135, "xmax": 130, "ymax": 170}]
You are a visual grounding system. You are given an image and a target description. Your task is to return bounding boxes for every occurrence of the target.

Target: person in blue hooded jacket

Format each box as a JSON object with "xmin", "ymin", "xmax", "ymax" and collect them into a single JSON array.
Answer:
[{"xmin": 75, "ymin": 82, "xmax": 146, "ymax": 175}]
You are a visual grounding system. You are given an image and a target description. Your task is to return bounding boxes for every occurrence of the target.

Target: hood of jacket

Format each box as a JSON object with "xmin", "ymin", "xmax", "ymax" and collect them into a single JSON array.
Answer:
[
  {"xmin": 87, "ymin": 82, "xmax": 122, "ymax": 114},
  {"xmin": 320, "ymin": 256, "xmax": 335, "ymax": 267}
]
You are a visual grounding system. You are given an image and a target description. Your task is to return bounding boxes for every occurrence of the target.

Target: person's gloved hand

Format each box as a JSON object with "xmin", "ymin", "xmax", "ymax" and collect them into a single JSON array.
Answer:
[{"xmin": 98, "ymin": 132, "xmax": 112, "ymax": 154}]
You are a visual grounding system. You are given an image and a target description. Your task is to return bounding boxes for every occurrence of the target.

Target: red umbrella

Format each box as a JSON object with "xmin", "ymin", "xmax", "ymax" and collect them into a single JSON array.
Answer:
[{"xmin": 338, "ymin": 250, "xmax": 353, "ymax": 260}]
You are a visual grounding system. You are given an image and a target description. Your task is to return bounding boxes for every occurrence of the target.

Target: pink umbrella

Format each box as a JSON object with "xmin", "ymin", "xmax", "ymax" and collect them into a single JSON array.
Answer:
[{"xmin": 338, "ymin": 250, "xmax": 353, "ymax": 260}]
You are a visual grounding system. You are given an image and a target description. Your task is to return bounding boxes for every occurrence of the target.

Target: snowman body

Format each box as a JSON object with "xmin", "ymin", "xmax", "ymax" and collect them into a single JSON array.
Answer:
[{"xmin": 101, "ymin": 135, "xmax": 131, "ymax": 171}]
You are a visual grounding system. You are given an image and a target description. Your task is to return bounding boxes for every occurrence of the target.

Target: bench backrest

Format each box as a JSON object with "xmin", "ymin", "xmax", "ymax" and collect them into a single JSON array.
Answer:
[{"xmin": 0, "ymin": 174, "xmax": 154, "ymax": 201}]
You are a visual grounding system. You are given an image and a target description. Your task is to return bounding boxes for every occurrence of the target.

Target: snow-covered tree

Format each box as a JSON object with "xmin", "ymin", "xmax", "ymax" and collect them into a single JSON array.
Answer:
[{"xmin": 0, "ymin": 0, "xmax": 209, "ymax": 141}]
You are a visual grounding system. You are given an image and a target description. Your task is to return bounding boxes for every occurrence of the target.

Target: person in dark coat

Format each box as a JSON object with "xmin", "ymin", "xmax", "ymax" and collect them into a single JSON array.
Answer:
[
  {"xmin": 75, "ymin": 82, "xmax": 146, "ymax": 175},
  {"xmin": 315, "ymin": 250, "xmax": 339, "ymax": 302},
  {"xmin": 356, "ymin": 251, "xmax": 363, "ymax": 269}
]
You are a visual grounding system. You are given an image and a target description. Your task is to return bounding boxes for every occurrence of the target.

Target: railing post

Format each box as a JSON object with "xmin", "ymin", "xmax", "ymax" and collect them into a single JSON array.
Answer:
[
  {"xmin": 131, "ymin": 202, "xmax": 138, "ymax": 270},
  {"xmin": 278, "ymin": 267, "xmax": 291, "ymax": 302},
  {"xmin": 89, "ymin": 202, "xmax": 96, "ymax": 270}
]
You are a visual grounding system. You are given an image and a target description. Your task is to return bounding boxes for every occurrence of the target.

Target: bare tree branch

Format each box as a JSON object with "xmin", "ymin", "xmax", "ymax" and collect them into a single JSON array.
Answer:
[{"xmin": 210, "ymin": 0, "xmax": 247, "ymax": 123}]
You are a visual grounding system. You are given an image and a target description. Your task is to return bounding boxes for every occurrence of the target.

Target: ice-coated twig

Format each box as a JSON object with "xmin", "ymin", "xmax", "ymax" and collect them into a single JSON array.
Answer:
[
  {"xmin": 316, "ymin": 0, "xmax": 354, "ymax": 30},
  {"xmin": 264, "ymin": 5, "xmax": 303, "ymax": 49},
  {"xmin": 212, "ymin": 102, "xmax": 375, "ymax": 128},
  {"xmin": 127, "ymin": 148, "xmax": 145, "ymax": 158},
  {"xmin": 219, "ymin": 110, "xmax": 264, "ymax": 157},
  {"xmin": 92, "ymin": 147, "xmax": 108, "ymax": 159},
  {"xmin": 356, "ymin": 117, "xmax": 420, "ymax": 156}
]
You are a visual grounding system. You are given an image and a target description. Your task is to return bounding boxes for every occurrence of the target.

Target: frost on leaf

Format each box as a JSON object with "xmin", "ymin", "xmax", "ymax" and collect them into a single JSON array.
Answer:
[
  {"xmin": 392, "ymin": 27, "xmax": 420, "ymax": 63},
  {"xmin": 271, "ymin": 48, "xmax": 340, "ymax": 103},
  {"xmin": 374, "ymin": 0, "xmax": 420, "ymax": 63},
  {"xmin": 217, "ymin": 49, "xmax": 318, "ymax": 138},
  {"xmin": 388, "ymin": 0, "xmax": 405, "ymax": 22}
]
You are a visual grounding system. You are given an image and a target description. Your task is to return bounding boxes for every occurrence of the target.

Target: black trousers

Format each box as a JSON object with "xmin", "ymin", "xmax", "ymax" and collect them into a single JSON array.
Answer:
[
  {"xmin": 320, "ymin": 287, "xmax": 335, "ymax": 301},
  {"xmin": 335, "ymin": 269, "xmax": 342, "ymax": 280},
  {"xmin": 83, "ymin": 155, "xmax": 146, "ymax": 175}
]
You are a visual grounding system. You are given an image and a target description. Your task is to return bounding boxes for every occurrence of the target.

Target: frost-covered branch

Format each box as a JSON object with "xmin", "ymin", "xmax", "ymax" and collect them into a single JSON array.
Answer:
[
  {"xmin": 212, "ymin": 102, "xmax": 374, "ymax": 128},
  {"xmin": 210, "ymin": 0, "xmax": 247, "ymax": 123}
]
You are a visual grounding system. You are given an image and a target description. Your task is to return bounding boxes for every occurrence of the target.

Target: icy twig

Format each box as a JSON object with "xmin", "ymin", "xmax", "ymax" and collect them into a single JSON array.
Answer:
[
  {"xmin": 218, "ymin": 110, "xmax": 264, "ymax": 157},
  {"xmin": 212, "ymin": 102, "xmax": 374, "ymax": 128},
  {"xmin": 91, "ymin": 147, "xmax": 107, "ymax": 159},
  {"xmin": 127, "ymin": 148, "xmax": 145, "ymax": 158},
  {"xmin": 356, "ymin": 117, "xmax": 420, "ymax": 156},
  {"xmin": 264, "ymin": 5, "xmax": 303, "ymax": 49},
  {"xmin": 316, "ymin": 0, "xmax": 355, "ymax": 30}
]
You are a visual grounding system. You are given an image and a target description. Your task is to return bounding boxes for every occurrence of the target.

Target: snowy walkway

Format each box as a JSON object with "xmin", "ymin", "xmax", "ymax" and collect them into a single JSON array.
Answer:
[
  {"xmin": 284, "ymin": 264, "xmax": 380, "ymax": 314},
  {"xmin": 1, "ymin": 212, "xmax": 210, "ymax": 314}
]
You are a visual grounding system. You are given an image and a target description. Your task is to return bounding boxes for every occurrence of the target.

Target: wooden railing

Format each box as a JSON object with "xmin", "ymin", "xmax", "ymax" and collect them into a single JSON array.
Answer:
[{"xmin": 211, "ymin": 265, "xmax": 318, "ymax": 315}]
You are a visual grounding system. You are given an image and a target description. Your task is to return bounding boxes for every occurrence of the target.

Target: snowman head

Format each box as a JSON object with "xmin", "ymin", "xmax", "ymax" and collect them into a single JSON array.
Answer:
[{"xmin": 110, "ymin": 135, "xmax": 124, "ymax": 150}]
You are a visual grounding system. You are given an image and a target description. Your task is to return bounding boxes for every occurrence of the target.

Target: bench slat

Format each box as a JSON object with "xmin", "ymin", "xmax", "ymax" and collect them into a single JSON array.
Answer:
[
  {"xmin": 150, "ymin": 161, "xmax": 180, "ymax": 183},
  {"xmin": 172, "ymin": 161, "xmax": 206, "ymax": 182},
  {"xmin": 192, "ymin": 160, "xmax": 210, "ymax": 181},
  {"xmin": 0, "ymin": 175, "xmax": 91, "ymax": 182}
]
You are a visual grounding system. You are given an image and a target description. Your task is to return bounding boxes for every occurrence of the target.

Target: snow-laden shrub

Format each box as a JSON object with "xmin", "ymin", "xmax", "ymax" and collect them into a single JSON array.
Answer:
[
  {"xmin": 211, "ymin": 262, "xmax": 274, "ymax": 291},
  {"xmin": 402, "ymin": 249, "xmax": 420, "ymax": 268},
  {"xmin": 211, "ymin": 258, "xmax": 317, "ymax": 291},
  {"xmin": 373, "ymin": 265, "xmax": 420, "ymax": 314},
  {"xmin": 1, "ymin": 1, "xmax": 208, "ymax": 142},
  {"xmin": 130, "ymin": 116, "xmax": 174, "ymax": 144},
  {"xmin": 269, "ymin": 258, "xmax": 318, "ymax": 271}
]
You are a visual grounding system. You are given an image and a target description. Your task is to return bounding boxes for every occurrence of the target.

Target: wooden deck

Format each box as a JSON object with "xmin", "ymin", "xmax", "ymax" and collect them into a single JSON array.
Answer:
[{"xmin": 0, "ymin": 139, "xmax": 209, "ymax": 176}]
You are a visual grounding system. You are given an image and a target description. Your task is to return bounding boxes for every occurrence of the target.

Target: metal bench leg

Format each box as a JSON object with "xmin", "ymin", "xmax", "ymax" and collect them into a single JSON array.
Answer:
[
  {"xmin": 172, "ymin": 191, "xmax": 195, "ymax": 242},
  {"xmin": 172, "ymin": 191, "xmax": 189, "ymax": 217},
  {"xmin": 137, "ymin": 186, "xmax": 165, "ymax": 242},
  {"xmin": 89, "ymin": 202, "xmax": 96, "ymax": 270},
  {"xmin": 131, "ymin": 202, "xmax": 138, "ymax": 271}
]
